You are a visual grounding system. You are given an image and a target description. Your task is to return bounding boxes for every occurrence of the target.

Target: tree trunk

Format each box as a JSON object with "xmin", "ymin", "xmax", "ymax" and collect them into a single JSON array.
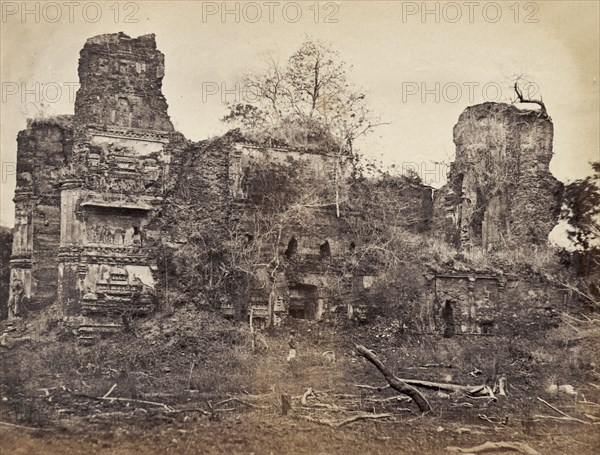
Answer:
[
  {"xmin": 355, "ymin": 344, "xmax": 432, "ymax": 413},
  {"xmin": 281, "ymin": 393, "xmax": 291, "ymax": 416}
]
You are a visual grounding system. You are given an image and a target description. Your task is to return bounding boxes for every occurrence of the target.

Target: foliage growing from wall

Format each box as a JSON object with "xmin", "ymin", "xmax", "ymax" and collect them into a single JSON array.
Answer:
[
  {"xmin": 0, "ymin": 226, "xmax": 12, "ymax": 319},
  {"xmin": 561, "ymin": 161, "xmax": 600, "ymax": 297},
  {"xmin": 161, "ymin": 143, "xmax": 338, "ymax": 316},
  {"xmin": 223, "ymin": 39, "xmax": 381, "ymax": 155}
]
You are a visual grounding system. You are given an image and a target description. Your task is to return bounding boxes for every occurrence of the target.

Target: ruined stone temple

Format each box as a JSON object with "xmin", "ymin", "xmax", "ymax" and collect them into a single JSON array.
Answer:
[
  {"xmin": 6, "ymin": 33, "xmax": 564, "ymax": 336},
  {"xmin": 434, "ymin": 102, "xmax": 563, "ymax": 251}
]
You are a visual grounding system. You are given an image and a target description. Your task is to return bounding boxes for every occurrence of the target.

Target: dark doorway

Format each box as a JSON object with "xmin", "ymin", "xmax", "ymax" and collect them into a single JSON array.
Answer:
[
  {"xmin": 319, "ymin": 240, "xmax": 331, "ymax": 257},
  {"xmin": 288, "ymin": 284, "xmax": 319, "ymax": 319},
  {"xmin": 442, "ymin": 301, "xmax": 455, "ymax": 338},
  {"xmin": 285, "ymin": 237, "xmax": 298, "ymax": 259}
]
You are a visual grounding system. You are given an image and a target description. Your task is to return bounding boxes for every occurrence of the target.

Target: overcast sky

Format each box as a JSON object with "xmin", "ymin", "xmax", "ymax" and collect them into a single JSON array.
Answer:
[{"xmin": 1, "ymin": 1, "xmax": 598, "ymax": 227}]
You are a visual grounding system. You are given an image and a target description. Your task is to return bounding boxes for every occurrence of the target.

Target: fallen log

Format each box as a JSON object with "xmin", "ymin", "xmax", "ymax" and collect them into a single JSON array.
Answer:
[
  {"xmin": 356, "ymin": 379, "xmax": 488, "ymax": 397},
  {"xmin": 400, "ymin": 378, "xmax": 485, "ymax": 395},
  {"xmin": 355, "ymin": 344, "xmax": 432, "ymax": 413},
  {"xmin": 446, "ymin": 441, "xmax": 541, "ymax": 455},
  {"xmin": 336, "ymin": 413, "xmax": 393, "ymax": 427},
  {"xmin": 216, "ymin": 397, "xmax": 271, "ymax": 410},
  {"xmin": 533, "ymin": 414, "xmax": 596, "ymax": 424}
]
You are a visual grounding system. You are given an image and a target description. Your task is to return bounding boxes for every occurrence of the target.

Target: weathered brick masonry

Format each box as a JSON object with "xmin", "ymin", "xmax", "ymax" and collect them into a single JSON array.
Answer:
[
  {"xmin": 6, "ymin": 33, "xmax": 565, "ymax": 336},
  {"xmin": 433, "ymin": 102, "xmax": 563, "ymax": 251}
]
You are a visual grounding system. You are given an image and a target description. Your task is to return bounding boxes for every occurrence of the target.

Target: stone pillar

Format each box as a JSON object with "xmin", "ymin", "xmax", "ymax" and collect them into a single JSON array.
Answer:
[
  {"xmin": 57, "ymin": 179, "xmax": 84, "ymax": 314},
  {"xmin": 8, "ymin": 189, "xmax": 35, "ymax": 319}
]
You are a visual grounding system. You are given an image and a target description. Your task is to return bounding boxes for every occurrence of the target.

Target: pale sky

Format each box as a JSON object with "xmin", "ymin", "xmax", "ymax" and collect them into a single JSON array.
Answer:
[{"xmin": 1, "ymin": 0, "xmax": 599, "ymax": 227}]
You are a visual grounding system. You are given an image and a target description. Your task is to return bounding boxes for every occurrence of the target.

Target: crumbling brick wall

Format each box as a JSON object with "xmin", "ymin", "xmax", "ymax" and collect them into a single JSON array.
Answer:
[
  {"xmin": 6, "ymin": 33, "xmax": 569, "ymax": 331},
  {"xmin": 8, "ymin": 117, "xmax": 73, "ymax": 315},
  {"xmin": 74, "ymin": 32, "xmax": 173, "ymax": 132}
]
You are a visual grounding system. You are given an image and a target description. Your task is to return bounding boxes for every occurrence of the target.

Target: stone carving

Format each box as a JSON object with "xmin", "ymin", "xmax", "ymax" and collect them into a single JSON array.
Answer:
[{"xmin": 8, "ymin": 278, "xmax": 24, "ymax": 318}]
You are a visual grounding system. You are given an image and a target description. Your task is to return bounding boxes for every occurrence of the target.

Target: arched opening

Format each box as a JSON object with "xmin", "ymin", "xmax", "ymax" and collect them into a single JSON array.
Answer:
[
  {"xmin": 288, "ymin": 284, "xmax": 319, "ymax": 320},
  {"xmin": 284, "ymin": 237, "xmax": 298, "ymax": 259},
  {"xmin": 319, "ymin": 240, "xmax": 331, "ymax": 257},
  {"xmin": 441, "ymin": 300, "xmax": 455, "ymax": 338}
]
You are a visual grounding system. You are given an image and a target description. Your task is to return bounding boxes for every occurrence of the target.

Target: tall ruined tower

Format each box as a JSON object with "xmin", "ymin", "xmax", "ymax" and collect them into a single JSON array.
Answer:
[
  {"xmin": 57, "ymin": 33, "xmax": 175, "ymax": 332},
  {"xmin": 9, "ymin": 33, "xmax": 176, "ymax": 333},
  {"xmin": 74, "ymin": 33, "xmax": 173, "ymax": 131},
  {"xmin": 433, "ymin": 102, "xmax": 563, "ymax": 251}
]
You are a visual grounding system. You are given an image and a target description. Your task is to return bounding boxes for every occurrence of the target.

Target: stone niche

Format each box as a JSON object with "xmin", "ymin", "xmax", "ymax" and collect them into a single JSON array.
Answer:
[
  {"xmin": 431, "ymin": 274, "xmax": 504, "ymax": 336},
  {"xmin": 429, "ymin": 272, "xmax": 569, "ymax": 336}
]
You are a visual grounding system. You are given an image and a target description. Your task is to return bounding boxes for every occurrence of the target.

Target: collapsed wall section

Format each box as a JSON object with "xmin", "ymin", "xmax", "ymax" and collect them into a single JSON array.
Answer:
[
  {"xmin": 74, "ymin": 32, "xmax": 173, "ymax": 132},
  {"xmin": 433, "ymin": 102, "xmax": 563, "ymax": 251}
]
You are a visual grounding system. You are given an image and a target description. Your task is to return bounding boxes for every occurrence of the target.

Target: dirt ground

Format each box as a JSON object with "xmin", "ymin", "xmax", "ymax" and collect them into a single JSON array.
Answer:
[
  {"xmin": 1, "ymin": 386, "xmax": 598, "ymax": 455},
  {"xmin": 1, "ymin": 311, "xmax": 599, "ymax": 454}
]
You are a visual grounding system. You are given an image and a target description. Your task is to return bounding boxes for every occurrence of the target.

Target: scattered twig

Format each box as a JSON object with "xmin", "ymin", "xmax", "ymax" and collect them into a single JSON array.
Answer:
[
  {"xmin": 354, "ymin": 384, "xmax": 390, "ymax": 391},
  {"xmin": 102, "ymin": 383, "xmax": 117, "ymax": 399},
  {"xmin": 537, "ymin": 397, "xmax": 588, "ymax": 424},
  {"xmin": 477, "ymin": 414, "xmax": 507, "ymax": 424},
  {"xmin": 447, "ymin": 441, "xmax": 541, "ymax": 455},
  {"xmin": 0, "ymin": 421, "xmax": 52, "ymax": 432},
  {"xmin": 533, "ymin": 414, "xmax": 597, "ymax": 425},
  {"xmin": 301, "ymin": 388, "xmax": 315, "ymax": 406},
  {"xmin": 100, "ymin": 396, "xmax": 175, "ymax": 412},
  {"xmin": 302, "ymin": 413, "xmax": 393, "ymax": 428}
]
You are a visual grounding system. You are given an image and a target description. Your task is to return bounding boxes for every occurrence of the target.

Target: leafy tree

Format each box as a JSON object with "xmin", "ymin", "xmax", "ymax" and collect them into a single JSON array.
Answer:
[
  {"xmin": 0, "ymin": 226, "xmax": 12, "ymax": 319},
  {"xmin": 563, "ymin": 162, "xmax": 600, "ymax": 252},
  {"xmin": 562, "ymin": 162, "xmax": 600, "ymax": 295},
  {"xmin": 224, "ymin": 39, "xmax": 382, "ymax": 156}
]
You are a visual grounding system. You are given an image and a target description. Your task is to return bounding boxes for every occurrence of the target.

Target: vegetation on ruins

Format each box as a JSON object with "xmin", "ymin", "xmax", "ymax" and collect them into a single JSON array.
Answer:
[
  {"xmin": 223, "ymin": 38, "xmax": 382, "ymax": 157},
  {"xmin": 0, "ymin": 227, "xmax": 12, "ymax": 319},
  {"xmin": 2, "ymin": 33, "xmax": 600, "ymax": 455},
  {"xmin": 561, "ymin": 161, "xmax": 600, "ymax": 300}
]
